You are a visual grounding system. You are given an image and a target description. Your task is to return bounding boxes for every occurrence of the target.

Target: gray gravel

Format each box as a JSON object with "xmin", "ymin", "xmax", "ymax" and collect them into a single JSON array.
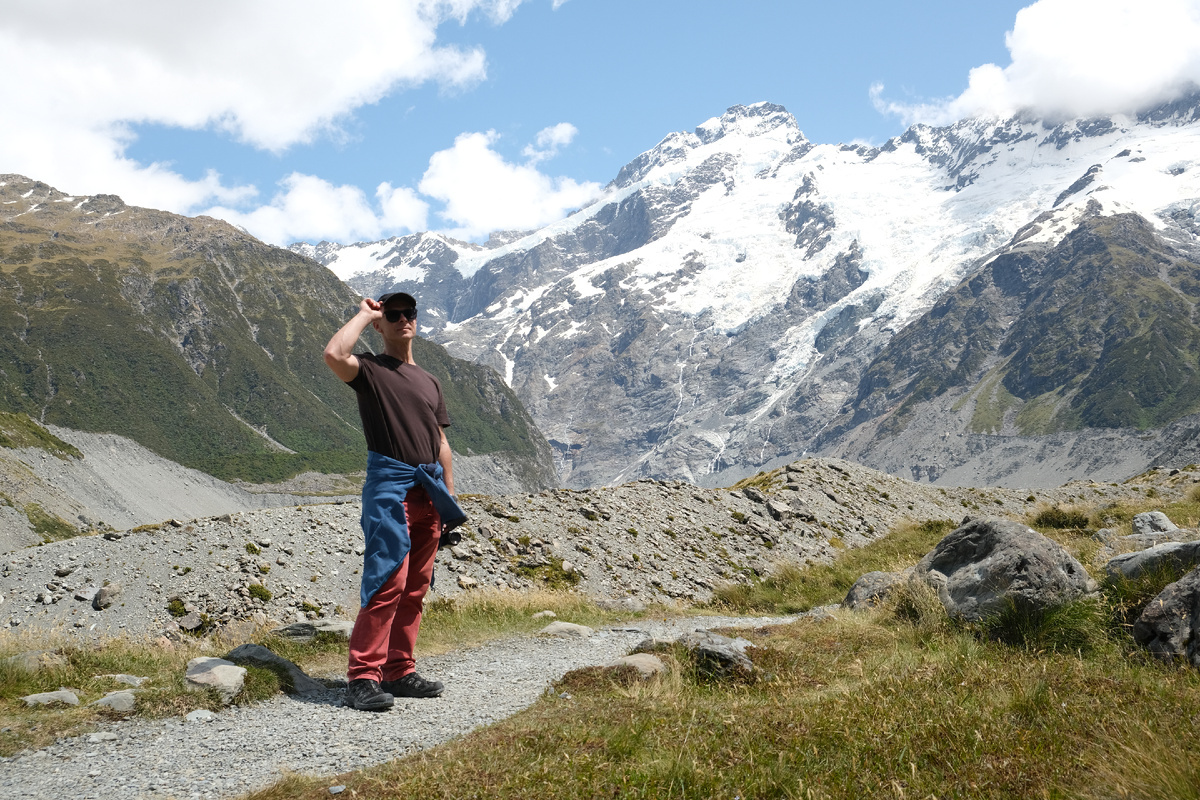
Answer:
[
  {"xmin": 0, "ymin": 614, "xmax": 797, "ymax": 800},
  {"xmin": 6, "ymin": 457, "xmax": 1177, "ymax": 643}
]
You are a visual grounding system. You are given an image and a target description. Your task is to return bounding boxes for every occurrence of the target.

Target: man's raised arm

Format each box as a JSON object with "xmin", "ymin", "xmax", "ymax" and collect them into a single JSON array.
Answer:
[{"xmin": 323, "ymin": 298, "xmax": 381, "ymax": 383}]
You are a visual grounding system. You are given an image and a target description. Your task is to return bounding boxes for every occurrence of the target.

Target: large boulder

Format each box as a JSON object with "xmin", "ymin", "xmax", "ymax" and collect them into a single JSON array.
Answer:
[
  {"xmin": 913, "ymin": 518, "xmax": 1096, "ymax": 622},
  {"xmin": 1132, "ymin": 566, "xmax": 1200, "ymax": 666},
  {"xmin": 1105, "ymin": 541, "xmax": 1200, "ymax": 583}
]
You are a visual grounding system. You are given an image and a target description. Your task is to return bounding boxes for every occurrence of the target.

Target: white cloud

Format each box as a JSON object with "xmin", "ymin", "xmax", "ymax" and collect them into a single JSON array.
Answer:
[
  {"xmin": 873, "ymin": 0, "xmax": 1200, "ymax": 127},
  {"xmin": 522, "ymin": 122, "xmax": 580, "ymax": 163},
  {"xmin": 419, "ymin": 129, "xmax": 603, "ymax": 239},
  {"xmin": 203, "ymin": 173, "xmax": 430, "ymax": 245},
  {"xmin": 0, "ymin": 0, "xmax": 529, "ymax": 241}
]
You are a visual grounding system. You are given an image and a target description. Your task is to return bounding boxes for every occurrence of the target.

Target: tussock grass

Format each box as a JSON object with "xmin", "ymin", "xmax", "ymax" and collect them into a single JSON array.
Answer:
[
  {"xmin": 418, "ymin": 589, "xmax": 678, "ymax": 656},
  {"xmin": 0, "ymin": 589, "xmax": 680, "ymax": 755},
  {"xmin": 1084, "ymin": 724, "xmax": 1200, "ymax": 800},
  {"xmin": 239, "ymin": 506, "xmax": 1200, "ymax": 799},
  {"xmin": 242, "ymin": 601, "xmax": 1200, "ymax": 800},
  {"xmin": 1031, "ymin": 504, "xmax": 1091, "ymax": 530},
  {"xmin": 0, "ymin": 632, "xmax": 232, "ymax": 755},
  {"xmin": 975, "ymin": 596, "xmax": 1115, "ymax": 655},
  {"xmin": 712, "ymin": 518, "xmax": 957, "ymax": 613},
  {"xmin": 1103, "ymin": 559, "xmax": 1197, "ymax": 635}
]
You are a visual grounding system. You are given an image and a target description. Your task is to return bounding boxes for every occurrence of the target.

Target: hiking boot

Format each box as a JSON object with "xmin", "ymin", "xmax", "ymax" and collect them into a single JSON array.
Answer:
[
  {"xmin": 345, "ymin": 678, "xmax": 394, "ymax": 711},
  {"xmin": 382, "ymin": 672, "xmax": 445, "ymax": 698}
]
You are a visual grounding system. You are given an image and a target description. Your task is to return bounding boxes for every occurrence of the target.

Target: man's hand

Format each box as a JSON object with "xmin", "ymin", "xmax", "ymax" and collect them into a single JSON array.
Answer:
[{"xmin": 359, "ymin": 297, "xmax": 383, "ymax": 320}]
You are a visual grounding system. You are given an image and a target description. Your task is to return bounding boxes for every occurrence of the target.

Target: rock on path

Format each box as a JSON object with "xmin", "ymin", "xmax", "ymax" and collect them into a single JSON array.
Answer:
[{"xmin": 0, "ymin": 615, "xmax": 797, "ymax": 800}]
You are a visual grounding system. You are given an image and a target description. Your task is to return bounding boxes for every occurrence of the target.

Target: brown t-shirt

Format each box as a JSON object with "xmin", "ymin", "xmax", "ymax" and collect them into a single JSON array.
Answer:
[{"xmin": 347, "ymin": 353, "xmax": 450, "ymax": 466}]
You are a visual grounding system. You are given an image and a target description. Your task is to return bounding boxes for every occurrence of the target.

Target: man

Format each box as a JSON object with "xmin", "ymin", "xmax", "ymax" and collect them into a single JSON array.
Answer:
[{"xmin": 323, "ymin": 291, "xmax": 466, "ymax": 711}]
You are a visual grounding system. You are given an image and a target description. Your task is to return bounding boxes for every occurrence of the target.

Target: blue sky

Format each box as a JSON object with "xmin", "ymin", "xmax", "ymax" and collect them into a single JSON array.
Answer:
[
  {"xmin": 1, "ymin": 0, "xmax": 1197, "ymax": 246},
  {"xmin": 126, "ymin": 1, "xmax": 1027, "ymax": 194}
]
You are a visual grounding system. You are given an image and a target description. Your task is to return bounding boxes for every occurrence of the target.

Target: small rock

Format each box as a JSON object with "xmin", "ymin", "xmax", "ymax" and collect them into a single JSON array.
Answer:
[
  {"xmin": 457, "ymin": 575, "xmax": 478, "ymax": 590},
  {"xmin": 22, "ymin": 689, "xmax": 79, "ymax": 707},
  {"xmin": 186, "ymin": 709, "xmax": 216, "ymax": 723},
  {"xmin": 100, "ymin": 674, "xmax": 150, "ymax": 687},
  {"xmin": 329, "ymin": 787, "xmax": 346, "ymax": 796},
  {"xmin": 54, "ymin": 566, "xmax": 75, "ymax": 578},
  {"xmin": 632, "ymin": 637, "xmax": 675, "ymax": 654},
  {"xmin": 531, "ymin": 610, "xmax": 557, "ymax": 619},
  {"xmin": 5, "ymin": 649, "xmax": 67, "ymax": 672},
  {"xmin": 677, "ymin": 631, "xmax": 756, "ymax": 679},
  {"xmin": 765, "ymin": 499, "xmax": 793, "ymax": 521},
  {"xmin": 540, "ymin": 621, "xmax": 594, "ymax": 639},
  {"xmin": 87, "ymin": 732, "xmax": 119, "ymax": 743},
  {"xmin": 561, "ymin": 560, "xmax": 575, "ymax": 574},
  {"xmin": 844, "ymin": 571, "xmax": 907, "ymax": 610},
  {"xmin": 607, "ymin": 653, "xmax": 666, "ymax": 678},
  {"xmin": 185, "ymin": 657, "xmax": 246, "ymax": 704},
  {"xmin": 178, "ymin": 612, "xmax": 204, "ymax": 631},
  {"xmin": 90, "ymin": 690, "xmax": 136, "ymax": 712},
  {"xmin": 92, "ymin": 583, "xmax": 122, "ymax": 610},
  {"xmin": 313, "ymin": 620, "xmax": 355, "ymax": 639},
  {"xmin": 1106, "ymin": 542, "xmax": 1200, "ymax": 583},
  {"xmin": 271, "ymin": 621, "xmax": 317, "ymax": 641},
  {"xmin": 1131, "ymin": 511, "xmax": 1178, "ymax": 536},
  {"xmin": 742, "ymin": 487, "xmax": 767, "ymax": 503}
]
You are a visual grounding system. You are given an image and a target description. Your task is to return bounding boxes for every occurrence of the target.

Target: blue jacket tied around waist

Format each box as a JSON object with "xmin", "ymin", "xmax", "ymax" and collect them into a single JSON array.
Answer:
[{"xmin": 360, "ymin": 451, "xmax": 467, "ymax": 607}]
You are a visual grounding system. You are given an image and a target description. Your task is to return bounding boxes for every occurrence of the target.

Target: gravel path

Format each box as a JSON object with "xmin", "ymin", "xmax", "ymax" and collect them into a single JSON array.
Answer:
[{"xmin": 0, "ymin": 614, "xmax": 797, "ymax": 800}]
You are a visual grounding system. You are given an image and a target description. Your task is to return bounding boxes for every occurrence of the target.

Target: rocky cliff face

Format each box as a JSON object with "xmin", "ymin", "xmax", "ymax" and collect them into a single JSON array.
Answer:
[
  {"xmin": 0, "ymin": 175, "xmax": 555, "ymax": 491},
  {"xmin": 299, "ymin": 97, "xmax": 1200, "ymax": 489}
]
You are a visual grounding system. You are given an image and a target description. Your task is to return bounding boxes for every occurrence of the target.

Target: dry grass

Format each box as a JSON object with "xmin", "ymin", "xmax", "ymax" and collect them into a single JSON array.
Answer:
[
  {"xmin": 417, "ymin": 588, "xmax": 685, "ymax": 656},
  {"xmin": 240, "ymin": 602, "xmax": 1200, "ymax": 800},
  {"xmin": 239, "ymin": 494, "xmax": 1200, "ymax": 800},
  {"xmin": 0, "ymin": 589, "xmax": 683, "ymax": 756}
]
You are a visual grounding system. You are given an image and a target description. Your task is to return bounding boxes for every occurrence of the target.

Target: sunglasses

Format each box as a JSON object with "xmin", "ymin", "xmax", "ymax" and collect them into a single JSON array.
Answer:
[{"xmin": 383, "ymin": 307, "xmax": 418, "ymax": 323}]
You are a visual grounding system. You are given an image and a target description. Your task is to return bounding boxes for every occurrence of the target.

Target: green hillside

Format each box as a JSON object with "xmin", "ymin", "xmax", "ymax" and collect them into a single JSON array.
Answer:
[
  {"xmin": 843, "ymin": 213, "xmax": 1200, "ymax": 437},
  {"xmin": 0, "ymin": 175, "xmax": 553, "ymax": 486}
]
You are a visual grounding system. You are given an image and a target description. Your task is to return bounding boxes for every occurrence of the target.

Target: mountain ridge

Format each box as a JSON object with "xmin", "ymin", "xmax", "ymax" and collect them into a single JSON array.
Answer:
[
  {"xmin": 0, "ymin": 174, "xmax": 556, "ymax": 494},
  {"xmin": 293, "ymin": 97, "xmax": 1199, "ymax": 487}
]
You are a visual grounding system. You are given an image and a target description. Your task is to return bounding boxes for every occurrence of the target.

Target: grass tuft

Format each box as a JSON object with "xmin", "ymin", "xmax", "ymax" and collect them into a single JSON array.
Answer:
[
  {"xmin": 975, "ymin": 596, "xmax": 1114, "ymax": 655},
  {"xmin": 712, "ymin": 518, "xmax": 957, "ymax": 613},
  {"xmin": 1031, "ymin": 505, "xmax": 1091, "ymax": 530}
]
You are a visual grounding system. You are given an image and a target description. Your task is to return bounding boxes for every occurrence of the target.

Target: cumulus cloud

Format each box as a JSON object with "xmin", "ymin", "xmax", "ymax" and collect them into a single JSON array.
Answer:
[
  {"xmin": 0, "ymin": 0, "xmax": 529, "ymax": 241},
  {"xmin": 873, "ymin": 0, "xmax": 1200, "ymax": 127},
  {"xmin": 204, "ymin": 174, "xmax": 431, "ymax": 246},
  {"xmin": 522, "ymin": 122, "xmax": 580, "ymax": 163},
  {"xmin": 419, "ymin": 129, "xmax": 604, "ymax": 239}
]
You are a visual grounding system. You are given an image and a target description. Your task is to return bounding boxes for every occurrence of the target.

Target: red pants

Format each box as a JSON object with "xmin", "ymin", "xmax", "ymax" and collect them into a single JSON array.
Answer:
[{"xmin": 347, "ymin": 487, "xmax": 441, "ymax": 682}]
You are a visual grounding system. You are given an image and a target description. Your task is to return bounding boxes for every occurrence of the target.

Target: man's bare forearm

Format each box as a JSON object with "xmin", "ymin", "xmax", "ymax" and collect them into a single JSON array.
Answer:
[
  {"xmin": 439, "ymin": 428, "xmax": 455, "ymax": 496},
  {"xmin": 324, "ymin": 300, "xmax": 379, "ymax": 382}
]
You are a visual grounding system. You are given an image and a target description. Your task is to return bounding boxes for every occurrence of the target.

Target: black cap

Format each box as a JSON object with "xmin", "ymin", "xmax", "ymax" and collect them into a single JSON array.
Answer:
[{"xmin": 377, "ymin": 291, "xmax": 416, "ymax": 307}]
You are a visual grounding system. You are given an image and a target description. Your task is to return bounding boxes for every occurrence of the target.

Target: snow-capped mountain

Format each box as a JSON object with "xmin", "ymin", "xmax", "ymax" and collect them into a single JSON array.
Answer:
[{"xmin": 297, "ymin": 97, "xmax": 1200, "ymax": 488}]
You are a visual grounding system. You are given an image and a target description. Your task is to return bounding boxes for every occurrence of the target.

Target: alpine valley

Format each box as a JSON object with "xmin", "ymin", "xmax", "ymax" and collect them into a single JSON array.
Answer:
[
  {"xmin": 0, "ymin": 178, "xmax": 556, "ymax": 529},
  {"xmin": 297, "ymin": 95, "xmax": 1200, "ymax": 489}
]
